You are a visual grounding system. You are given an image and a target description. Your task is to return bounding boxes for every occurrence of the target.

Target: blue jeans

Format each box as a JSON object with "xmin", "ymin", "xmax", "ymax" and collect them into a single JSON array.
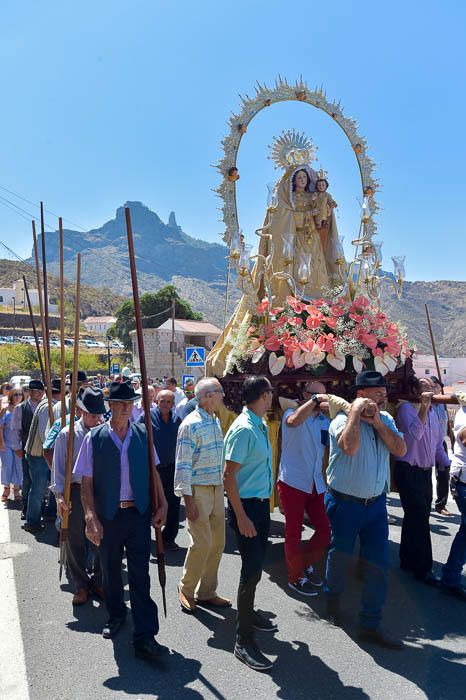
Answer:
[
  {"xmin": 325, "ymin": 491, "xmax": 389, "ymax": 630},
  {"xmin": 442, "ymin": 481, "xmax": 466, "ymax": 587},
  {"xmin": 26, "ymin": 455, "xmax": 50, "ymax": 526}
]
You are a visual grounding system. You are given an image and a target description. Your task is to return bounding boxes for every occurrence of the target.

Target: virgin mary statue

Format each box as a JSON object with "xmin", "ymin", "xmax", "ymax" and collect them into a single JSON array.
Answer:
[{"xmin": 207, "ymin": 130, "xmax": 346, "ymax": 376}]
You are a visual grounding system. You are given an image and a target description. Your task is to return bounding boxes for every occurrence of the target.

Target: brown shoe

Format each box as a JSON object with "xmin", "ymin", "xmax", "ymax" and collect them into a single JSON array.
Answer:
[
  {"xmin": 72, "ymin": 588, "xmax": 88, "ymax": 606},
  {"xmin": 197, "ymin": 595, "xmax": 232, "ymax": 608},
  {"xmin": 436, "ymin": 508, "xmax": 454, "ymax": 516},
  {"xmin": 178, "ymin": 586, "xmax": 196, "ymax": 613}
]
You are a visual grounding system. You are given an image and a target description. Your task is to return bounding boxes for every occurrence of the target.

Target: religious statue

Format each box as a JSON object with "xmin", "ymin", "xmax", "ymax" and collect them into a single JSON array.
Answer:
[{"xmin": 254, "ymin": 131, "xmax": 344, "ymax": 304}]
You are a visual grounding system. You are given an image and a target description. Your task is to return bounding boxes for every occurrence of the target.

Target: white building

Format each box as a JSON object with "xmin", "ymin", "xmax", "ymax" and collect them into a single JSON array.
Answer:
[
  {"xmin": 131, "ymin": 318, "xmax": 222, "ymax": 380},
  {"xmin": 0, "ymin": 279, "xmax": 40, "ymax": 309},
  {"xmin": 82, "ymin": 316, "xmax": 116, "ymax": 336},
  {"xmin": 413, "ymin": 353, "xmax": 466, "ymax": 386}
]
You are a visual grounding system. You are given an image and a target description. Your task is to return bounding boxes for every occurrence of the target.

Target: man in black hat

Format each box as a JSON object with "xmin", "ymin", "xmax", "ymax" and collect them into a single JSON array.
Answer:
[
  {"xmin": 325, "ymin": 371, "xmax": 407, "ymax": 648},
  {"xmin": 11, "ymin": 379, "xmax": 45, "ymax": 519},
  {"xmin": 74, "ymin": 381, "xmax": 169, "ymax": 661},
  {"xmin": 23, "ymin": 379, "xmax": 64, "ymax": 532},
  {"xmin": 51, "ymin": 387, "xmax": 105, "ymax": 606}
]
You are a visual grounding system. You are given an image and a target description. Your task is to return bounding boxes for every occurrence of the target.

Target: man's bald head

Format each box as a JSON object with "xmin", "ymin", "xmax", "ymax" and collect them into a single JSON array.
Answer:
[{"xmin": 157, "ymin": 389, "xmax": 175, "ymax": 416}]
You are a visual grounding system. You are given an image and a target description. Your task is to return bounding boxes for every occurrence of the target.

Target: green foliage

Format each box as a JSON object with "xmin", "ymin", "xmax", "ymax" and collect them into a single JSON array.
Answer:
[
  {"xmin": 114, "ymin": 284, "xmax": 203, "ymax": 349},
  {"xmin": 0, "ymin": 345, "xmax": 126, "ymax": 382}
]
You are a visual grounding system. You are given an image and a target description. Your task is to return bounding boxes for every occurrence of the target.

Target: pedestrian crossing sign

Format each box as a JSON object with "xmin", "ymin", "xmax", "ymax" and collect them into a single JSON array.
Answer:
[{"xmin": 185, "ymin": 346, "xmax": 206, "ymax": 367}]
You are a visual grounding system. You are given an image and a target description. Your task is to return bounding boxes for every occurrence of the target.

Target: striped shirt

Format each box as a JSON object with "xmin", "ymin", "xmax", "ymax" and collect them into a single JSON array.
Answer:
[{"xmin": 174, "ymin": 406, "xmax": 223, "ymax": 496}]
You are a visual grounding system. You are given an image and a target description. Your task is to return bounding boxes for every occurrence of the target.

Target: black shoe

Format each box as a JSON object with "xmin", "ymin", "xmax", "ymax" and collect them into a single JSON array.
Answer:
[
  {"xmin": 102, "ymin": 615, "xmax": 126, "ymax": 639},
  {"xmin": 325, "ymin": 597, "xmax": 343, "ymax": 626},
  {"xmin": 22, "ymin": 522, "xmax": 44, "ymax": 534},
  {"xmin": 359, "ymin": 627, "xmax": 405, "ymax": 650},
  {"xmin": 20, "ymin": 510, "xmax": 27, "ymax": 521},
  {"xmin": 134, "ymin": 638, "xmax": 170, "ymax": 661},
  {"xmin": 252, "ymin": 610, "xmax": 278, "ymax": 633},
  {"xmin": 441, "ymin": 583, "xmax": 466, "ymax": 601},
  {"xmin": 416, "ymin": 571, "xmax": 441, "ymax": 587},
  {"xmin": 163, "ymin": 540, "xmax": 180, "ymax": 552},
  {"xmin": 234, "ymin": 639, "xmax": 273, "ymax": 672},
  {"xmin": 288, "ymin": 577, "xmax": 319, "ymax": 597}
]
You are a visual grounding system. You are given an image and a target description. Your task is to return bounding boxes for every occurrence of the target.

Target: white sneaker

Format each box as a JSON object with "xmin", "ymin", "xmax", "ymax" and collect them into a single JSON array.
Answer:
[{"xmin": 288, "ymin": 577, "xmax": 319, "ymax": 597}]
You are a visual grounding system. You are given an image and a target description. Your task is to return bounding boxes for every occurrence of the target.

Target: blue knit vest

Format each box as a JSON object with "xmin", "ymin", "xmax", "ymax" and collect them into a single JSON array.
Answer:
[{"xmin": 91, "ymin": 422, "xmax": 150, "ymax": 521}]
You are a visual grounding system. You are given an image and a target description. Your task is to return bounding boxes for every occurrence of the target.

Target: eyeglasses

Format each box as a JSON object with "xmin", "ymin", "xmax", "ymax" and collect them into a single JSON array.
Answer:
[
  {"xmin": 13, "ymin": 393, "xmax": 23, "ymax": 397},
  {"xmin": 210, "ymin": 389, "xmax": 225, "ymax": 396}
]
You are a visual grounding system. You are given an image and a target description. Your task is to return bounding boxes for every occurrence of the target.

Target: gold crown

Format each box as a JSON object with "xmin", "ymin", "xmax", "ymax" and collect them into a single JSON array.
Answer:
[
  {"xmin": 269, "ymin": 130, "xmax": 317, "ymax": 170},
  {"xmin": 316, "ymin": 168, "xmax": 328, "ymax": 181}
]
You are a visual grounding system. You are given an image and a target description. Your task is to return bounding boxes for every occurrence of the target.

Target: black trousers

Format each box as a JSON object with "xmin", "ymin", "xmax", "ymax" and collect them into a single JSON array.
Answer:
[
  {"xmin": 157, "ymin": 463, "xmax": 181, "ymax": 544},
  {"xmin": 228, "ymin": 499, "xmax": 270, "ymax": 643},
  {"xmin": 435, "ymin": 443, "xmax": 450, "ymax": 510},
  {"xmin": 394, "ymin": 461, "xmax": 433, "ymax": 578},
  {"xmin": 21, "ymin": 456, "xmax": 31, "ymax": 512},
  {"xmin": 100, "ymin": 507, "xmax": 159, "ymax": 644},
  {"xmin": 67, "ymin": 484, "xmax": 101, "ymax": 591}
]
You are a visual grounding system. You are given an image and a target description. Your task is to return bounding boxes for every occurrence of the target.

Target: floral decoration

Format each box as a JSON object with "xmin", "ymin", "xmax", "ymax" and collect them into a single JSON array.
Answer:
[{"xmin": 230, "ymin": 293, "xmax": 412, "ymax": 377}]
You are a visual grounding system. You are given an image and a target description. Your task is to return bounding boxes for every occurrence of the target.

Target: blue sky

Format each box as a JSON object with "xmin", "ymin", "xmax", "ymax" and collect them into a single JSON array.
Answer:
[{"xmin": 0, "ymin": 0, "xmax": 465, "ymax": 281}]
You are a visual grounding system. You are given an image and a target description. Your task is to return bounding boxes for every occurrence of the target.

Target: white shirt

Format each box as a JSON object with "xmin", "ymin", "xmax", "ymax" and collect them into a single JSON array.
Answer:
[
  {"xmin": 451, "ymin": 407, "xmax": 466, "ymax": 483},
  {"xmin": 172, "ymin": 387, "xmax": 185, "ymax": 407},
  {"xmin": 278, "ymin": 408, "xmax": 330, "ymax": 495}
]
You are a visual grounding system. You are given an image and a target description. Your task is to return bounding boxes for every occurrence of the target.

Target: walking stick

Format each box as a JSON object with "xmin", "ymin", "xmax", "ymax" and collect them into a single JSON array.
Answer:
[
  {"xmin": 425, "ymin": 303, "xmax": 455, "ymax": 446},
  {"xmin": 59, "ymin": 254, "xmax": 81, "ymax": 581},
  {"xmin": 59, "ymin": 218, "xmax": 66, "ymax": 428},
  {"xmin": 32, "ymin": 221, "xmax": 54, "ymax": 426},
  {"xmin": 124, "ymin": 206, "xmax": 167, "ymax": 617},
  {"xmin": 40, "ymin": 202, "xmax": 51, "ymax": 362},
  {"xmin": 23, "ymin": 275, "xmax": 46, "ymax": 385}
]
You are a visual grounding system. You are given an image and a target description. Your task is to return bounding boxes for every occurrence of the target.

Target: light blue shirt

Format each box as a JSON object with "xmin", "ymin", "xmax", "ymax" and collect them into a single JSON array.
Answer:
[
  {"xmin": 223, "ymin": 407, "xmax": 273, "ymax": 499},
  {"xmin": 327, "ymin": 411, "xmax": 403, "ymax": 499},
  {"xmin": 279, "ymin": 409, "xmax": 330, "ymax": 495},
  {"xmin": 174, "ymin": 407, "xmax": 223, "ymax": 496}
]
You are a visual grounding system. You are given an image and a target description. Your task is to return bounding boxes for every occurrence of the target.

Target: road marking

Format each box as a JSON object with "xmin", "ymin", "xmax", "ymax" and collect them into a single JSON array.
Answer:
[{"xmin": 0, "ymin": 506, "xmax": 30, "ymax": 699}]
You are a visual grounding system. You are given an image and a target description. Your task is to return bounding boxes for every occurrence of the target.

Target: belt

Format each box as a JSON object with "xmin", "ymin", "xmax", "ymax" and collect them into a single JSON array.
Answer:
[
  {"xmin": 328, "ymin": 487, "xmax": 381, "ymax": 506},
  {"xmin": 240, "ymin": 497, "xmax": 270, "ymax": 503},
  {"xmin": 119, "ymin": 500, "xmax": 136, "ymax": 509}
]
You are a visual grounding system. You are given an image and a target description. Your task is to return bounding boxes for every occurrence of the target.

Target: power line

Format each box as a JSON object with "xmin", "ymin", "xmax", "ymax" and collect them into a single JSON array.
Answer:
[{"xmin": 0, "ymin": 183, "xmax": 88, "ymax": 232}]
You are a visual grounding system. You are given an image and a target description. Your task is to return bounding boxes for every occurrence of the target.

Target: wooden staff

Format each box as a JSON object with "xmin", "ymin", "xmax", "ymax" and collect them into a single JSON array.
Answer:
[
  {"xmin": 124, "ymin": 206, "xmax": 167, "ymax": 617},
  {"xmin": 32, "ymin": 220, "xmax": 54, "ymax": 426},
  {"xmin": 22, "ymin": 275, "xmax": 46, "ymax": 385},
  {"xmin": 40, "ymin": 201, "xmax": 51, "ymax": 359},
  {"xmin": 59, "ymin": 218, "xmax": 66, "ymax": 428},
  {"xmin": 59, "ymin": 254, "xmax": 81, "ymax": 581},
  {"xmin": 425, "ymin": 303, "xmax": 455, "ymax": 445}
]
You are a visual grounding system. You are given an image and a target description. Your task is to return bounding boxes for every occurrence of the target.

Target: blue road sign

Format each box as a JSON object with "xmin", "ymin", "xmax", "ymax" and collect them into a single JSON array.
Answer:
[
  {"xmin": 111, "ymin": 362, "xmax": 120, "ymax": 374},
  {"xmin": 185, "ymin": 346, "xmax": 206, "ymax": 367},
  {"xmin": 182, "ymin": 374, "xmax": 195, "ymax": 390}
]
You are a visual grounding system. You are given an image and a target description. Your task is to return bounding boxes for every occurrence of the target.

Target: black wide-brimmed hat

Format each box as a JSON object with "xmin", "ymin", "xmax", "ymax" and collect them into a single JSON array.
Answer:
[
  {"xmin": 352, "ymin": 370, "xmax": 388, "ymax": 389},
  {"xmin": 29, "ymin": 379, "xmax": 44, "ymax": 391},
  {"xmin": 107, "ymin": 380, "xmax": 139, "ymax": 402},
  {"xmin": 67, "ymin": 370, "xmax": 88, "ymax": 385},
  {"xmin": 76, "ymin": 387, "xmax": 106, "ymax": 414},
  {"xmin": 51, "ymin": 378, "xmax": 63, "ymax": 394}
]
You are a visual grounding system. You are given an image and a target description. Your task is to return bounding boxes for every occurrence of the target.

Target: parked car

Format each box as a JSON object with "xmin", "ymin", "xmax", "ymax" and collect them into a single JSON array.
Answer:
[
  {"xmin": 111, "ymin": 341, "xmax": 124, "ymax": 349},
  {"xmin": 84, "ymin": 340, "xmax": 99, "ymax": 348},
  {"xmin": 10, "ymin": 375, "xmax": 32, "ymax": 387}
]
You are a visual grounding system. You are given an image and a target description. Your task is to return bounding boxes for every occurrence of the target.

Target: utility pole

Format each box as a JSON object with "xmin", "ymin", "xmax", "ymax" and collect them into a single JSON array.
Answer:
[
  {"xmin": 12, "ymin": 297, "xmax": 16, "ymax": 337},
  {"xmin": 171, "ymin": 297, "xmax": 175, "ymax": 376},
  {"xmin": 107, "ymin": 335, "xmax": 112, "ymax": 378}
]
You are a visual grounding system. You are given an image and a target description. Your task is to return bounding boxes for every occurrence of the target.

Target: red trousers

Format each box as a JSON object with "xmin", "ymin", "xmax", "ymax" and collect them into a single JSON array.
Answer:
[{"xmin": 277, "ymin": 480, "xmax": 331, "ymax": 582}]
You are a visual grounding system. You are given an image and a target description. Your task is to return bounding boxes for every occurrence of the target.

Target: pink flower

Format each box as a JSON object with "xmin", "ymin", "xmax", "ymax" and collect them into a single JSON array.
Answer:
[
  {"xmin": 274, "ymin": 315, "xmax": 288, "ymax": 327},
  {"xmin": 349, "ymin": 312, "xmax": 363, "ymax": 323},
  {"xmin": 264, "ymin": 336, "xmax": 281, "ymax": 351},
  {"xmin": 247, "ymin": 325, "xmax": 256, "ymax": 336},
  {"xmin": 286, "ymin": 296, "xmax": 305, "ymax": 313},
  {"xmin": 306, "ymin": 316, "xmax": 322, "ymax": 330},
  {"xmin": 288, "ymin": 316, "xmax": 303, "ymax": 327},
  {"xmin": 353, "ymin": 295, "xmax": 370, "ymax": 309},
  {"xmin": 256, "ymin": 299, "xmax": 270, "ymax": 314},
  {"xmin": 373, "ymin": 347, "xmax": 383, "ymax": 357},
  {"xmin": 359, "ymin": 332, "xmax": 378, "ymax": 350},
  {"xmin": 323, "ymin": 316, "xmax": 337, "ymax": 329},
  {"xmin": 270, "ymin": 306, "xmax": 284, "ymax": 315},
  {"xmin": 330, "ymin": 304, "xmax": 346, "ymax": 317}
]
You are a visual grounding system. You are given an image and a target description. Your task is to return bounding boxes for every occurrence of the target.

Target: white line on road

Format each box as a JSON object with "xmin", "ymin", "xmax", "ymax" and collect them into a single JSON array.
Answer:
[{"xmin": 0, "ymin": 505, "xmax": 30, "ymax": 700}]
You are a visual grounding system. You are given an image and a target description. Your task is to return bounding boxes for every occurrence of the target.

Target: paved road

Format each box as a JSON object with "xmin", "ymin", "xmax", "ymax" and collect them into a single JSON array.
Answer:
[{"xmin": 1, "ymin": 494, "xmax": 465, "ymax": 700}]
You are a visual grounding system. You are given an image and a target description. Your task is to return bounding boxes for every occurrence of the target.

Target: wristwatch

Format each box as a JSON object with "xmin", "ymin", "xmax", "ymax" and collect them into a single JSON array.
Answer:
[{"xmin": 311, "ymin": 393, "xmax": 320, "ymax": 405}]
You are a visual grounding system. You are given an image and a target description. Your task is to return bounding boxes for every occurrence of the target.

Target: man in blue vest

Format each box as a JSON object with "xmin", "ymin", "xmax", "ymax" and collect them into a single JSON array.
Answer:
[{"xmin": 74, "ymin": 381, "xmax": 169, "ymax": 662}]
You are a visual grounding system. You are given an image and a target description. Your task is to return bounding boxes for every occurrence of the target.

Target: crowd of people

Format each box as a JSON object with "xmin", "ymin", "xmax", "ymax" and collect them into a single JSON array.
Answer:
[{"xmin": 0, "ymin": 369, "xmax": 465, "ymax": 672}]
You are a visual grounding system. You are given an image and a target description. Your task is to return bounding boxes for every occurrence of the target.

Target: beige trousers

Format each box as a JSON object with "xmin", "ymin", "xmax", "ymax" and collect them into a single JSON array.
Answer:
[{"xmin": 180, "ymin": 484, "xmax": 226, "ymax": 600}]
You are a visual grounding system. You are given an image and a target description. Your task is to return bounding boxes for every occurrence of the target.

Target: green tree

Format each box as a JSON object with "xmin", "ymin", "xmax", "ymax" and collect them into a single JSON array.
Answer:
[{"xmin": 113, "ymin": 285, "xmax": 202, "ymax": 349}]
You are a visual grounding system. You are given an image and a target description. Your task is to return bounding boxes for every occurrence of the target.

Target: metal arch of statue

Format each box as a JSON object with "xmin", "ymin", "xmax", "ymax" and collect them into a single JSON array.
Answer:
[{"xmin": 214, "ymin": 76, "xmax": 380, "ymax": 253}]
